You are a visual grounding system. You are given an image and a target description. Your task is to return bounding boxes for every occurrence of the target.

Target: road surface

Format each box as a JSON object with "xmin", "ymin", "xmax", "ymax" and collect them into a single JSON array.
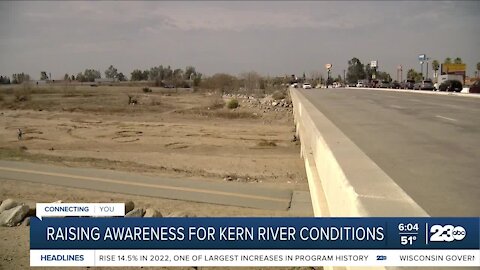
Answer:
[
  {"xmin": 0, "ymin": 160, "xmax": 312, "ymax": 212},
  {"xmin": 301, "ymin": 88, "xmax": 480, "ymax": 216}
]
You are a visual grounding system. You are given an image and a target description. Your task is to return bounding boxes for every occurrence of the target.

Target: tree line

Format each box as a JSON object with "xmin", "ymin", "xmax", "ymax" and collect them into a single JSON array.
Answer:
[
  {"xmin": 0, "ymin": 65, "xmax": 202, "ymax": 86},
  {"xmin": 0, "ymin": 73, "xmax": 30, "ymax": 84},
  {"xmin": 130, "ymin": 65, "xmax": 202, "ymax": 87},
  {"xmin": 346, "ymin": 58, "xmax": 392, "ymax": 84},
  {"xmin": 1, "ymin": 58, "xmax": 479, "ymax": 86},
  {"xmin": 345, "ymin": 57, "xmax": 473, "ymax": 84},
  {"xmin": 409, "ymin": 57, "xmax": 465, "ymax": 82}
]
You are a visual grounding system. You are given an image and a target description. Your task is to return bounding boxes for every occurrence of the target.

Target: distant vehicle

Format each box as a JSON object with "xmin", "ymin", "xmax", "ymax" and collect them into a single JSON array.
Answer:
[
  {"xmin": 332, "ymin": 82, "xmax": 343, "ymax": 88},
  {"xmin": 468, "ymin": 80, "xmax": 480, "ymax": 93},
  {"xmin": 366, "ymin": 79, "xmax": 379, "ymax": 88},
  {"xmin": 402, "ymin": 79, "xmax": 415, "ymax": 89},
  {"xmin": 413, "ymin": 82, "xmax": 420, "ymax": 90},
  {"xmin": 414, "ymin": 80, "xmax": 434, "ymax": 91},
  {"xmin": 356, "ymin": 81, "xmax": 365, "ymax": 87},
  {"xmin": 437, "ymin": 74, "xmax": 463, "ymax": 85},
  {"xmin": 291, "ymin": 83, "xmax": 299, "ymax": 88},
  {"xmin": 378, "ymin": 81, "xmax": 391, "ymax": 88},
  {"xmin": 390, "ymin": 81, "xmax": 401, "ymax": 89},
  {"xmin": 302, "ymin": 83, "xmax": 312, "ymax": 89},
  {"xmin": 438, "ymin": 80, "xmax": 463, "ymax": 92}
]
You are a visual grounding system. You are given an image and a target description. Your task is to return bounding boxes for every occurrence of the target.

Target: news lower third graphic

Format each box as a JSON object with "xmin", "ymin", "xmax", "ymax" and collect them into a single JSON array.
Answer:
[{"xmin": 30, "ymin": 203, "xmax": 479, "ymax": 267}]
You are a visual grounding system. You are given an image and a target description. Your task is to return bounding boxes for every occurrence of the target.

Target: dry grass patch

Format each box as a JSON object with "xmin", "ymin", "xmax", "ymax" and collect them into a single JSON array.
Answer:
[
  {"xmin": 62, "ymin": 85, "xmax": 79, "ymax": 97},
  {"xmin": 176, "ymin": 107, "xmax": 259, "ymax": 119},
  {"xmin": 207, "ymin": 97, "xmax": 225, "ymax": 110},
  {"xmin": 272, "ymin": 90, "xmax": 286, "ymax": 100},
  {"xmin": 257, "ymin": 139, "xmax": 277, "ymax": 147}
]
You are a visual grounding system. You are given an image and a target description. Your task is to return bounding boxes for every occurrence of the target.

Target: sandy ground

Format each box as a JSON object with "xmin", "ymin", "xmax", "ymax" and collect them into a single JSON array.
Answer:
[{"xmin": 0, "ymin": 84, "xmax": 310, "ymax": 269}]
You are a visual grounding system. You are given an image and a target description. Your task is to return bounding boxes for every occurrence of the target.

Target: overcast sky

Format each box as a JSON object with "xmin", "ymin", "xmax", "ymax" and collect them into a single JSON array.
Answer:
[{"xmin": 0, "ymin": 1, "xmax": 479, "ymax": 80}]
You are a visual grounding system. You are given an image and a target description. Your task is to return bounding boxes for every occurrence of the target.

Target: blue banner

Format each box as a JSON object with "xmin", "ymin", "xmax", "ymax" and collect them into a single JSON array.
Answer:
[{"xmin": 30, "ymin": 217, "xmax": 479, "ymax": 250}]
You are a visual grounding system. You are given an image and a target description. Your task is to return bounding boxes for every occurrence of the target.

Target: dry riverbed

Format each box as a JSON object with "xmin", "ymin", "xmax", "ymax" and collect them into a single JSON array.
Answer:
[{"xmin": 0, "ymin": 84, "xmax": 310, "ymax": 269}]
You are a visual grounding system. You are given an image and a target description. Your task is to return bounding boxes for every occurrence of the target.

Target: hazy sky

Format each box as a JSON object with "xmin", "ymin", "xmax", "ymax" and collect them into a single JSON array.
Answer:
[{"xmin": 1, "ymin": 1, "xmax": 479, "ymax": 80}]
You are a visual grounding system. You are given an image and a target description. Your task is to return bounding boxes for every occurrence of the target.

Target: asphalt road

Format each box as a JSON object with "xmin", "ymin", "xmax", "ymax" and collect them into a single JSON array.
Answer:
[
  {"xmin": 300, "ymin": 88, "xmax": 480, "ymax": 216},
  {"xmin": 0, "ymin": 160, "xmax": 302, "ymax": 212}
]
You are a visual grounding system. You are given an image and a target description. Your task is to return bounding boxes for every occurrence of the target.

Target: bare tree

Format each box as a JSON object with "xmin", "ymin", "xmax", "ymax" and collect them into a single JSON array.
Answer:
[{"xmin": 240, "ymin": 71, "xmax": 261, "ymax": 93}]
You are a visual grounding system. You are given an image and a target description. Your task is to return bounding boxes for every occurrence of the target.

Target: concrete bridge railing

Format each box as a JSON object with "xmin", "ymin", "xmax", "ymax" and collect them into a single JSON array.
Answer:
[{"xmin": 291, "ymin": 88, "xmax": 428, "ymax": 218}]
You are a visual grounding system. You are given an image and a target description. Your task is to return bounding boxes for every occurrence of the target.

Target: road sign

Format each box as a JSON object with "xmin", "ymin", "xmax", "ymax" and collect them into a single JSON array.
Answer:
[
  {"xmin": 371, "ymin": 61, "xmax": 378, "ymax": 68},
  {"xmin": 418, "ymin": 54, "xmax": 426, "ymax": 61},
  {"xmin": 325, "ymin": 64, "xmax": 332, "ymax": 70}
]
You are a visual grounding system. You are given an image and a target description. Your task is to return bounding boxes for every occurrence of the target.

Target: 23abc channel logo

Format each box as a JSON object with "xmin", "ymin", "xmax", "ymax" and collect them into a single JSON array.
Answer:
[{"xmin": 429, "ymin": 225, "xmax": 466, "ymax": 242}]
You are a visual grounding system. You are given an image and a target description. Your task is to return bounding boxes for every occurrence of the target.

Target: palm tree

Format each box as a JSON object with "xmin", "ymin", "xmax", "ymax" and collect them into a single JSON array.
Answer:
[
  {"xmin": 432, "ymin": 60, "xmax": 439, "ymax": 78},
  {"xmin": 444, "ymin": 58, "xmax": 452, "ymax": 64},
  {"xmin": 407, "ymin": 69, "xmax": 416, "ymax": 80},
  {"xmin": 476, "ymin": 62, "xmax": 480, "ymax": 78},
  {"xmin": 454, "ymin": 57, "xmax": 462, "ymax": 64}
]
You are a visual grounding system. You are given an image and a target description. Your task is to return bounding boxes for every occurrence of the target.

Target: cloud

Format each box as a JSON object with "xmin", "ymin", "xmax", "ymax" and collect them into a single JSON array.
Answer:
[
  {"xmin": 1, "ymin": 1, "xmax": 479, "ymax": 78},
  {"xmin": 147, "ymin": 5, "xmax": 368, "ymax": 32},
  {"xmin": 17, "ymin": 2, "xmax": 368, "ymax": 32}
]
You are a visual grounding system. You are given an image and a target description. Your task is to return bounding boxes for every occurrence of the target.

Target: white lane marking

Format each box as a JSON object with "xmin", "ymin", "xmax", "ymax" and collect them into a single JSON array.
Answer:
[
  {"xmin": 390, "ymin": 105, "xmax": 405, "ymax": 109},
  {"xmin": 435, "ymin": 115, "xmax": 458, "ymax": 122}
]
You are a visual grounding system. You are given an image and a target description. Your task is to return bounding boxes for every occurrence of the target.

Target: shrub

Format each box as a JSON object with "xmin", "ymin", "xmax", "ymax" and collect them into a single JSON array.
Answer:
[
  {"xmin": 272, "ymin": 90, "xmax": 286, "ymax": 100},
  {"xmin": 14, "ymin": 85, "xmax": 32, "ymax": 102},
  {"xmin": 257, "ymin": 140, "xmax": 277, "ymax": 147},
  {"xmin": 142, "ymin": 87, "xmax": 152, "ymax": 93},
  {"xmin": 227, "ymin": 99, "xmax": 239, "ymax": 109},
  {"xmin": 208, "ymin": 98, "xmax": 225, "ymax": 110},
  {"xmin": 150, "ymin": 97, "xmax": 161, "ymax": 106},
  {"xmin": 63, "ymin": 84, "xmax": 78, "ymax": 97},
  {"xmin": 179, "ymin": 80, "xmax": 190, "ymax": 88}
]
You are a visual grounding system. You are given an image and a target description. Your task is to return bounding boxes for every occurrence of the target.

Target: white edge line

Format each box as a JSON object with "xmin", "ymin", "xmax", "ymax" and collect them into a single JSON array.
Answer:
[{"xmin": 435, "ymin": 115, "xmax": 458, "ymax": 122}]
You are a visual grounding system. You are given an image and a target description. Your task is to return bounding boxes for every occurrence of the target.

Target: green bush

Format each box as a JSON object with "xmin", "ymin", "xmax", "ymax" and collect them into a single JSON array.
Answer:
[
  {"xmin": 142, "ymin": 87, "xmax": 152, "ymax": 93},
  {"xmin": 227, "ymin": 99, "xmax": 239, "ymax": 109}
]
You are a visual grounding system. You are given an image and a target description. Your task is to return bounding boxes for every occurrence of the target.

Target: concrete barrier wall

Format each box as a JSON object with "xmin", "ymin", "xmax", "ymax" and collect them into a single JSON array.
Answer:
[{"xmin": 291, "ymin": 88, "xmax": 429, "ymax": 218}]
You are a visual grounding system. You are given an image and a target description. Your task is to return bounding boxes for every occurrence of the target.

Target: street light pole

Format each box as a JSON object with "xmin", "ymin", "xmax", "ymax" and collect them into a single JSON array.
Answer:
[
  {"xmin": 327, "ymin": 69, "xmax": 331, "ymax": 87},
  {"xmin": 420, "ymin": 61, "xmax": 424, "ymax": 80},
  {"xmin": 397, "ymin": 65, "xmax": 402, "ymax": 82},
  {"xmin": 425, "ymin": 57, "xmax": 430, "ymax": 80}
]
